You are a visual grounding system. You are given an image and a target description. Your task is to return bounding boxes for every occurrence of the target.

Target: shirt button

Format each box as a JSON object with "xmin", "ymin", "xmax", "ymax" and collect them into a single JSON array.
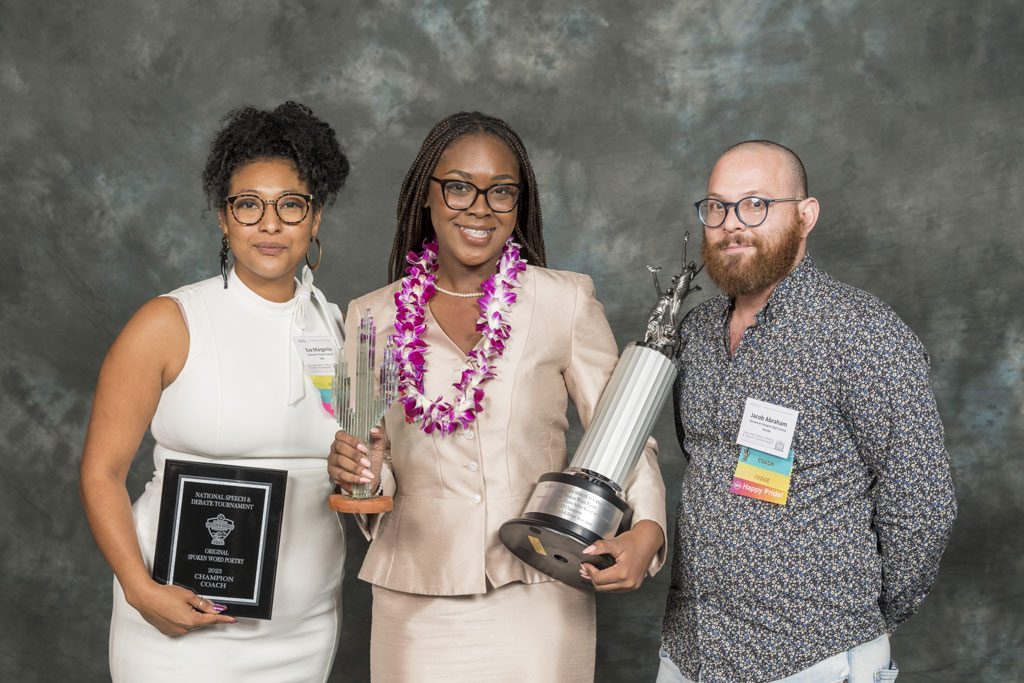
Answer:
[
  {"xmin": 463, "ymin": 430, "xmax": 475, "ymax": 440},
  {"xmin": 467, "ymin": 462, "xmax": 479, "ymax": 472},
  {"xmin": 471, "ymin": 494, "xmax": 481, "ymax": 504}
]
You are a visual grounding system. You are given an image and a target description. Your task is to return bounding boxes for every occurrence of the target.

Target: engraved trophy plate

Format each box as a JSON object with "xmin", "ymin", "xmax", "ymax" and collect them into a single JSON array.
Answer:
[
  {"xmin": 500, "ymin": 233, "xmax": 703, "ymax": 589},
  {"xmin": 152, "ymin": 460, "xmax": 287, "ymax": 619},
  {"xmin": 525, "ymin": 479, "xmax": 626, "ymax": 537},
  {"xmin": 328, "ymin": 310, "xmax": 399, "ymax": 514}
]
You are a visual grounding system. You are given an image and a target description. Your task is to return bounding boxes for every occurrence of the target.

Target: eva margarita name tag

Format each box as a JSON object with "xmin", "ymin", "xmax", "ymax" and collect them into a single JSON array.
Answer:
[{"xmin": 294, "ymin": 335, "xmax": 338, "ymax": 416}]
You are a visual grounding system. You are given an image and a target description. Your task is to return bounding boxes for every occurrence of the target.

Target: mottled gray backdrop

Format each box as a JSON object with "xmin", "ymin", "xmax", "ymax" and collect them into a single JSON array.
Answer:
[{"xmin": 2, "ymin": 0, "xmax": 1021, "ymax": 681}]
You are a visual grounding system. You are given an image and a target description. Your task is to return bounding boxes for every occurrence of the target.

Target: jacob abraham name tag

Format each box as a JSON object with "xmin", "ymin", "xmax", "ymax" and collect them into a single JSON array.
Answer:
[
  {"xmin": 737, "ymin": 397, "xmax": 798, "ymax": 458},
  {"xmin": 152, "ymin": 460, "xmax": 287, "ymax": 620},
  {"xmin": 732, "ymin": 398, "xmax": 799, "ymax": 505}
]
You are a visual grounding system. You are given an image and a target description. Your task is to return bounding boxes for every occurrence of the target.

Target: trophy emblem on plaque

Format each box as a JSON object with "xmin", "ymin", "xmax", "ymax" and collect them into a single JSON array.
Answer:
[
  {"xmin": 205, "ymin": 514, "xmax": 235, "ymax": 546},
  {"xmin": 499, "ymin": 233, "xmax": 704, "ymax": 588},
  {"xmin": 329, "ymin": 310, "xmax": 399, "ymax": 514}
]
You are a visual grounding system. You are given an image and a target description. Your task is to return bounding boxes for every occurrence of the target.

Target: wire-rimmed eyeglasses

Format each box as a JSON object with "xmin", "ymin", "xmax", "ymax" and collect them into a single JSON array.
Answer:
[
  {"xmin": 226, "ymin": 193, "xmax": 314, "ymax": 225},
  {"xmin": 430, "ymin": 177, "xmax": 521, "ymax": 213},
  {"xmin": 695, "ymin": 196, "xmax": 803, "ymax": 228}
]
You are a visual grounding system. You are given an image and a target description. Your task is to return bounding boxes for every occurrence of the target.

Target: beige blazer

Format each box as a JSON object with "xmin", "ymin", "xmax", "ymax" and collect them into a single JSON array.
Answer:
[{"xmin": 347, "ymin": 266, "xmax": 667, "ymax": 596}]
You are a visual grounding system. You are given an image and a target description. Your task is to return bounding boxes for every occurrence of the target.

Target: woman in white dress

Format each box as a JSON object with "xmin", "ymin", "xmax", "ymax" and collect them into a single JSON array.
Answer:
[
  {"xmin": 80, "ymin": 102, "xmax": 351, "ymax": 683},
  {"xmin": 328, "ymin": 112, "xmax": 667, "ymax": 682}
]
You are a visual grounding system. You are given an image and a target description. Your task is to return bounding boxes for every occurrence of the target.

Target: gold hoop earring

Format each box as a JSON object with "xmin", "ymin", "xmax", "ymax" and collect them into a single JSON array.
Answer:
[{"xmin": 306, "ymin": 236, "xmax": 322, "ymax": 270}]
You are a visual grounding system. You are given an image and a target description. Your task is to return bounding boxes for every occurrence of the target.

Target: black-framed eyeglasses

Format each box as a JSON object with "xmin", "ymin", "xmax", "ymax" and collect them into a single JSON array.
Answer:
[
  {"xmin": 430, "ymin": 177, "xmax": 521, "ymax": 213},
  {"xmin": 695, "ymin": 196, "xmax": 803, "ymax": 228},
  {"xmin": 226, "ymin": 193, "xmax": 314, "ymax": 225}
]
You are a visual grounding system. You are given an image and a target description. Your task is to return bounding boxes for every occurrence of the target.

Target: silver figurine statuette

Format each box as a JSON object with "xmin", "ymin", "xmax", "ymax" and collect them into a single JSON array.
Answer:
[
  {"xmin": 329, "ymin": 310, "xmax": 399, "ymax": 514},
  {"xmin": 499, "ymin": 232, "xmax": 703, "ymax": 588}
]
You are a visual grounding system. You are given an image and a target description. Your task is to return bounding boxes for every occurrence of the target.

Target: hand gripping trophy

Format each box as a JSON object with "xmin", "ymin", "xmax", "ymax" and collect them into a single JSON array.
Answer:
[
  {"xmin": 328, "ymin": 311, "xmax": 399, "ymax": 514},
  {"xmin": 499, "ymin": 233, "xmax": 703, "ymax": 588}
]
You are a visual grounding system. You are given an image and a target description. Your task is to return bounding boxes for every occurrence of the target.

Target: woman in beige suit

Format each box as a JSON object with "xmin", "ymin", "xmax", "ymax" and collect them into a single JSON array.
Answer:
[{"xmin": 329, "ymin": 112, "xmax": 666, "ymax": 682}]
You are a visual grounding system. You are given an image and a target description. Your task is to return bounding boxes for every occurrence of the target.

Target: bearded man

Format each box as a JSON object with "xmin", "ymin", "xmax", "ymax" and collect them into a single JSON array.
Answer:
[{"xmin": 656, "ymin": 141, "xmax": 957, "ymax": 683}]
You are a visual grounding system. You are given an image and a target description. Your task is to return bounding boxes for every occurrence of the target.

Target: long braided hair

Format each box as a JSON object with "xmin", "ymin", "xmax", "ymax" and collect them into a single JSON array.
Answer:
[{"xmin": 388, "ymin": 112, "xmax": 547, "ymax": 283}]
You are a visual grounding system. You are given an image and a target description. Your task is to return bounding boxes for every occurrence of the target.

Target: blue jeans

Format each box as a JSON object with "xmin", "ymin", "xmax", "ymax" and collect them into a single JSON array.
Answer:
[{"xmin": 655, "ymin": 634, "xmax": 898, "ymax": 683}]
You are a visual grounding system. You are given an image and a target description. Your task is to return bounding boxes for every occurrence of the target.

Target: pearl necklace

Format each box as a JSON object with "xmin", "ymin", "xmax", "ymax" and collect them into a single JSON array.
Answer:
[{"xmin": 434, "ymin": 284, "xmax": 485, "ymax": 298}]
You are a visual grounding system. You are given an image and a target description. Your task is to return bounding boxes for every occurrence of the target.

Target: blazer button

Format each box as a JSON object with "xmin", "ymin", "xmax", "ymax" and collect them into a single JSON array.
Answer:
[
  {"xmin": 467, "ymin": 462, "xmax": 478, "ymax": 472},
  {"xmin": 471, "ymin": 494, "xmax": 481, "ymax": 504},
  {"xmin": 463, "ymin": 430, "xmax": 475, "ymax": 440}
]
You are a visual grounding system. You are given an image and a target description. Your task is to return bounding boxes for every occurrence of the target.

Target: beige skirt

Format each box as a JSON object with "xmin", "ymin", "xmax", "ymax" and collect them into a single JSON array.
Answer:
[{"xmin": 370, "ymin": 581, "xmax": 596, "ymax": 683}]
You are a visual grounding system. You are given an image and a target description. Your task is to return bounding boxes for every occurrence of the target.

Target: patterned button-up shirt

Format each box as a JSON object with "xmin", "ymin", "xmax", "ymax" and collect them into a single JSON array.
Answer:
[{"xmin": 662, "ymin": 255, "xmax": 956, "ymax": 683}]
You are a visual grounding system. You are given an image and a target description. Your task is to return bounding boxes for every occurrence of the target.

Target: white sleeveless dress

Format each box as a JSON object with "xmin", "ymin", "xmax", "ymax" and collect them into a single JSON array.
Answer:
[{"xmin": 108, "ymin": 267, "xmax": 346, "ymax": 683}]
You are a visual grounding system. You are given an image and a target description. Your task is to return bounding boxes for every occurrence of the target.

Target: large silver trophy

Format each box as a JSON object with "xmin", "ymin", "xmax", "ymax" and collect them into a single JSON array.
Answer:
[
  {"xmin": 328, "ymin": 311, "xmax": 399, "ymax": 514},
  {"xmin": 499, "ymin": 234, "xmax": 703, "ymax": 588}
]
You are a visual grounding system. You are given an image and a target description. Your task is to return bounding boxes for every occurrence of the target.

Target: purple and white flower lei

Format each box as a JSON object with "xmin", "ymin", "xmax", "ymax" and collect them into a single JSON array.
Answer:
[{"xmin": 391, "ymin": 238, "xmax": 527, "ymax": 435}]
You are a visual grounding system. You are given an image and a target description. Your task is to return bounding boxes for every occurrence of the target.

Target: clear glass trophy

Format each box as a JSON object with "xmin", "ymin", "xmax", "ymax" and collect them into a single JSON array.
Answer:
[{"xmin": 328, "ymin": 310, "xmax": 399, "ymax": 514}]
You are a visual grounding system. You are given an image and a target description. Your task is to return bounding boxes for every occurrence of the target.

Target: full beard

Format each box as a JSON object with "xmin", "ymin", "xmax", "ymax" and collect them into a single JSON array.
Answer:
[{"xmin": 702, "ymin": 216, "xmax": 804, "ymax": 298}]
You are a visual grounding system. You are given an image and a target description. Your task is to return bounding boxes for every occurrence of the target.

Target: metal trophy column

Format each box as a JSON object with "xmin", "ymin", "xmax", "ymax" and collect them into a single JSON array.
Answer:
[
  {"xmin": 328, "ymin": 310, "xmax": 399, "ymax": 514},
  {"xmin": 499, "ymin": 233, "xmax": 703, "ymax": 588}
]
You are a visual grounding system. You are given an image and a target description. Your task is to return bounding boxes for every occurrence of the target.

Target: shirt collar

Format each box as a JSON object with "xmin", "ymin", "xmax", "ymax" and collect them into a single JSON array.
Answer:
[
  {"xmin": 760, "ymin": 253, "xmax": 816, "ymax": 322},
  {"xmin": 714, "ymin": 253, "xmax": 818, "ymax": 325}
]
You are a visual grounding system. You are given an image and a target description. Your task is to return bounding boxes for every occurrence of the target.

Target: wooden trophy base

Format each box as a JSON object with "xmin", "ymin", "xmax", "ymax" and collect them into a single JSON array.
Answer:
[{"xmin": 329, "ymin": 493, "xmax": 394, "ymax": 514}]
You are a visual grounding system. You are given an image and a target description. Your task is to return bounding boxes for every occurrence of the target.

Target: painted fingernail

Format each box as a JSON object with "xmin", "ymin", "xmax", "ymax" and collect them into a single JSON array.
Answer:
[
  {"xmin": 370, "ymin": 427, "xmax": 380, "ymax": 435},
  {"xmin": 356, "ymin": 443, "xmax": 368, "ymax": 454},
  {"xmin": 360, "ymin": 457, "xmax": 371, "ymax": 467},
  {"xmin": 212, "ymin": 603, "xmax": 227, "ymax": 612},
  {"xmin": 361, "ymin": 469, "xmax": 374, "ymax": 478},
  {"xmin": 359, "ymin": 477, "xmax": 371, "ymax": 483},
  {"xmin": 229, "ymin": 619, "xmax": 238, "ymax": 624},
  {"xmin": 582, "ymin": 545, "xmax": 595, "ymax": 554}
]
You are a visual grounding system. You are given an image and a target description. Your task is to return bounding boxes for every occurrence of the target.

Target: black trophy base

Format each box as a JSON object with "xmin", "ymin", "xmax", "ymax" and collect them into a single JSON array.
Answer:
[{"xmin": 499, "ymin": 514, "xmax": 614, "ymax": 590}]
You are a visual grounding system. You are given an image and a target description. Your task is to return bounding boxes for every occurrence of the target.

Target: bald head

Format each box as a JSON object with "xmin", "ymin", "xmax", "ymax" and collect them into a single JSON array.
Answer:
[
  {"xmin": 720, "ymin": 140, "xmax": 807, "ymax": 198},
  {"xmin": 702, "ymin": 139, "xmax": 821, "ymax": 298}
]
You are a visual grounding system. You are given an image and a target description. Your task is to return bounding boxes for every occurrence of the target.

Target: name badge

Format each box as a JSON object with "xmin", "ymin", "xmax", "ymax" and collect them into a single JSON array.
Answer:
[
  {"xmin": 294, "ymin": 335, "xmax": 338, "ymax": 416},
  {"xmin": 737, "ymin": 397, "xmax": 799, "ymax": 458}
]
